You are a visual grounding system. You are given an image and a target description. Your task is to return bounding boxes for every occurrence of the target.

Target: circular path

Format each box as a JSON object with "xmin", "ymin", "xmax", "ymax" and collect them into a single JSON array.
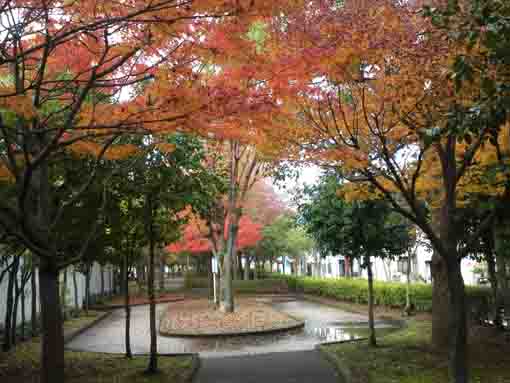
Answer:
[{"xmin": 65, "ymin": 297, "xmax": 398, "ymax": 358}]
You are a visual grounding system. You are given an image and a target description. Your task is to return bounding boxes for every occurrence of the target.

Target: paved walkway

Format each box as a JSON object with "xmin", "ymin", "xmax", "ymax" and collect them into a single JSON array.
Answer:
[
  {"xmin": 66, "ymin": 297, "xmax": 391, "ymax": 382},
  {"xmin": 194, "ymin": 350, "xmax": 341, "ymax": 383},
  {"xmin": 66, "ymin": 298, "xmax": 388, "ymax": 356}
]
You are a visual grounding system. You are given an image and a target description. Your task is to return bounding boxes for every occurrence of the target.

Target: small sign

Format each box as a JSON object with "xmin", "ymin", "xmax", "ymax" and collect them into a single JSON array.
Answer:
[{"xmin": 212, "ymin": 257, "xmax": 218, "ymax": 274}]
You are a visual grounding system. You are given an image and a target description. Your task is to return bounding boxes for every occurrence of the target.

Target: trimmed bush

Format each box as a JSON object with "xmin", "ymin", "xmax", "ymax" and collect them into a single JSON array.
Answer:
[
  {"xmin": 184, "ymin": 274, "xmax": 288, "ymax": 294},
  {"xmin": 271, "ymin": 274, "xmax": 490, "ymax": 313}
]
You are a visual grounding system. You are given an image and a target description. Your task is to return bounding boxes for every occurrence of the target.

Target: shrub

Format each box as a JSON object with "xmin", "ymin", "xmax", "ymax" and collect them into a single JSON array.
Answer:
[
  {"xmin": 272, "ymin": 274, "xmax": 490, "ymax": 313},
  {"xmin": 184, "ymin": 274, "xmax": 288, "ymax": 294}
]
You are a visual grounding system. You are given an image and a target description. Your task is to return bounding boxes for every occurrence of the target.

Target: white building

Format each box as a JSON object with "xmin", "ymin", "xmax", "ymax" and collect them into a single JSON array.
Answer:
[{"xmin": 273, "ymin": 244, "xmax": 481, "ymax": 286}]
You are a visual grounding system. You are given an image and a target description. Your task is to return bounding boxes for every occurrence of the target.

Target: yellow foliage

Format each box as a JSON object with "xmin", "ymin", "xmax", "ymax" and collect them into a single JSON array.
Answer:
[
  {"xmin": 155, "ymin": 143, "xmax": 176, "ymax": 154},
  {"xmin": 0, "ymin": 164, "xmax": 14, "ymax": 181},
  {"xmin": 0, "ymin": 94, "xmax": 37, "ymax": 119}
]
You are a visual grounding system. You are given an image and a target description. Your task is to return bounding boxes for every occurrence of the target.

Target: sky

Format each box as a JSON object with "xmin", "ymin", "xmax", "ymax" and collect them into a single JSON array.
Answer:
[{"xmin": 274, "ymin": 164, "xmax": 322, "ymax": 208}]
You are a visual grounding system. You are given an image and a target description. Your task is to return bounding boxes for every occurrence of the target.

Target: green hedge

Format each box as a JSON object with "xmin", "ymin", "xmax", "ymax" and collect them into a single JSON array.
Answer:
[
  {"xmin": 184, "ymin": 273, "xmax": 288, "ymax": 294},
  {"xmin": 272, "ymin": 274, "xmax": 490, "ymax": 313}
]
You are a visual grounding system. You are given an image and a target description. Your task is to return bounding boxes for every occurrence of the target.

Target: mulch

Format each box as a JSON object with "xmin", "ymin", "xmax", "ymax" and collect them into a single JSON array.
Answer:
[{"xmin": 159, "ymin": 298, "xmax": 304, "ymax": 336}]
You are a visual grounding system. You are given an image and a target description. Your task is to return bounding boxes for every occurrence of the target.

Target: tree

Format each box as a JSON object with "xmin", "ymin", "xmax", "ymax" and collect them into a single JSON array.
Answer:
[
  {"xmin": 215, "ymin": 1, "xmax": 510, "ymax": 380},
  {"xmin": 298, "ymin": 175, "xmax": 355, "ymax": 276},
  {"xmin": 300, "ymin": 173, "xmax": 412, "ymax": 346},
  {"xmin": 113, "ymin": 133, "xmax": 226, "ymax": 373},
  {"xmin": 259, "ymin": 214, "xmax": 313, "ymax": 275},
  {"xmin": 0, "ymin": 1, "xmax": 271, "ymax": 381}
]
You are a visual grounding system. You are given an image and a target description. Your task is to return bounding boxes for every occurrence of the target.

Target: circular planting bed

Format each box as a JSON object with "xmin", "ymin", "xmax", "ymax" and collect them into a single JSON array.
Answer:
[{"xmin": 159, "ymin": 298, "xmax": 305, "ymax": 336}]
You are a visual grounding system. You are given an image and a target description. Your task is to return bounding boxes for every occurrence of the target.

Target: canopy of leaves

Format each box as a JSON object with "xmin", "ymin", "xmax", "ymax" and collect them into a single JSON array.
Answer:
[{"xmin": 299, "ymin": 173, "xmax": 412, "ymax": 261}]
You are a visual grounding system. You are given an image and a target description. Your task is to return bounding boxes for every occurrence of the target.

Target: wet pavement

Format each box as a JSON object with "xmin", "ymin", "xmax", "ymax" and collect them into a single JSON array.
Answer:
[
  {"xmin": 65, "ymin": 297, "xmax": 399, "ymax": 358},
  {"xmin": 194, "ymin": 350, "xmax": 342, "ymax": 383}
]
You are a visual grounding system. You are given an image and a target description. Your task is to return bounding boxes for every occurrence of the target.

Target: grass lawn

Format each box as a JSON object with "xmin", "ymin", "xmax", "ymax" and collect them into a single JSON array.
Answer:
[
  {"xmin": 321, "ymin": 319, "xmax": 510, "ymax": 383},
  {"xmin": 0, "ymin": 311, "xmax": 196, "ymax": 383}
]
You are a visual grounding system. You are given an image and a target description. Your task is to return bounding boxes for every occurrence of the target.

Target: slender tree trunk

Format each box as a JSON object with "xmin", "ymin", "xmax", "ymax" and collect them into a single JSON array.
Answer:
[
  {"xmin": 405, "ymin": 252, "xmax": 412, "ymax": 315},
  {"xmin": 21, "ymin": 276, "xmax": 26, "ymax": 340},
  {"xmin": 345, "ymin": 257, "xmax": 351, "ymax": 278},
  {"xmin": 100, "ymin": 264, "xmax": 105, "ymax": 297},
  {"xmin": 244, "ymin": 256, "xmax": 250, "ymax": 280},
  {"xmin": 31, "ymin": 264, "xmax": 38, "ymax": 337},
  {"xmin": 84, "ymin": 265, "xmax": 91, "ymax": 315},
  {"xmin": 431, "ymin": 251, "xmax": 450, "ymax": 349},
  {"xmin": 124, "ymin": 254, "xmax": 132, "ymax": 358},
  {"xmin": 239, "ymin": 254, "xmax": 244, "ymax": 280},
  {"xmin": 214, "ymin": 259, "xmax": 221, "ymax": 307},
  {"xmin": 222, "ymin": 212, "xmax": 239, "ymax": 313},
  {"xmin": 61, "ymin": 268, "xmax": 68, "ymax": 320},
  {"xmin": 208, "ymin": 254, "xmax": 214, "ymax": 301},
  {"xmin": 146, "ymin": 195, "xmax": 158, "ymax": 374},
  {"xmin": 485, "ymin": 252, "xmax": 499, "ymax": 326},
  {"xmin": 494, "ymin": 224, "xmax": 508, "ymax": 324},
  {"xmin": 233, "ymin": 254, "xmax": 239, "ymax": 281},
  {"xmin": 366, "ymin": 255, "xmax": 376, "ymax": 347},
  {"xmin": 39, "ymin": 262, "xmax": 65, "ymax": 383},
  {"xmin": 159, "ymin": 256, "xmax": 165, "ymax": 292},
  {"xmin": 11, "ymin": 274, "xmax": 20, "ymax": 346},
  {"xmin": 254, "ymin": 261, "xmax": 259, "ymax": 280},
  {"xmin": 3, "ymin": 256, "xmax": 19, "ymax": 351},
  {"xmin": 72, "ymin": 268, "xmax": 79, "ymax": 313},
  {"xmin": 222, "ymin": 140, "xmax": 242, "ymax": 314}
]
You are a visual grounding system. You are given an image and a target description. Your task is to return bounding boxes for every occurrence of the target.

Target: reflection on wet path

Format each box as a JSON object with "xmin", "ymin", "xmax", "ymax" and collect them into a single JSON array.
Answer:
[{"xmin": 65, "ymin": 298, "xmax": 400, "ymax": 358}]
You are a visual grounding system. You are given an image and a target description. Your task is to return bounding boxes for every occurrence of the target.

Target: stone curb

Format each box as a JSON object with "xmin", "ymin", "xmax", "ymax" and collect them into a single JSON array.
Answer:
[
  {"xmin": 159, "ymin": 320, "xmax": 305, "ymax": 338},
  {"xmin": 64, "ymin": 311, "xmax": 113, "ymax": 344}
]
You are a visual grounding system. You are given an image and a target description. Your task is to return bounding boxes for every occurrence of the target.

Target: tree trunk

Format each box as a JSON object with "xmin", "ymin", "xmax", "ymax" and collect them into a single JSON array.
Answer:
[
  {"xmin": 31, "ymin": 264, "xmax": 38, "ymax": 337},
  {"xmin": 3, "ymin": 256, "xmax": 19, "ymax": 351},
  {"xmin": 38, "ymin": 263, "xmax": 65, "ymax": 383},
  {"xmin": 21, "ymin": 275, "xmax": 26, "ymax": 340},
  {"xmin": 238, "ymin": 254, "xmax": 244, "ymax": 280},
  {"xmin": 100, "ymin": 264, "xmax": 105, "ymax": 297},
  {"xmin": 146, "ymin": 195, "xmax": 158, "ymax": 374},
  {"xmin": 437, "ymin": 165, "xmax": 468, "ymax": 383},
  {"xmin": 254, "ymin": 261, "xmax": 258, "ymax": 280},
  {"xmin": 159, "ymin": 256, "xmax": 165, "ymax": 292},
  {"xmin": 494, "ymin": 224, "xmax": 509, "ymax": 323},
  {"xmin": 485, "ymin": 252, "xmax": 499, "ymax": 326},
  {"xmin": 222, "ymin": 212, "xmax": 240, "ymax": 313},
  {"xmin": 405, "ymin": 252, "xmax": 412, "ymax": 315},
  {"xmin": 446, "ymin": 258, "xmax": 469, "ymax": 383},
  {"xmin": 61, "ymin": 268, "xmax": 67, "ymax": 320},
  {"xmin": 11, "ymin": 274, "xmax": 19, "ymax": 346},
  {"xmin": 431, "ymin": 251, "xmax": 450, "ymax": 350},
  {"xmin": 233, "ymin": 253, "xmax": 239, "ymax": 281},
  {"xmin": 214, "ymin": 268, "xmax": 221, "ymax": 306},
  {"xmin": 124, "ymin": 254, "xmax": 132, "ymax": 358},
  {"xmin": 208, "ymin": 255, "xmax": 214, "ymax": 301},
  {"xmin": 72, "ymin": 268, "xmax": 79, "ymax": 313},
  {"xmin": 345, "ymin": 257, "xmax": 351, "ymax": 278},
  {"xmin": 84, "ymin": 265, "xmax": 91, "ymax": 315},
  {"xmin": 244, "ymin": 256, "xmax": 250, "ymax": 280},
  {"xmin": 366, "ymin": 255, "xmax": 376, "ymax": 347}
]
